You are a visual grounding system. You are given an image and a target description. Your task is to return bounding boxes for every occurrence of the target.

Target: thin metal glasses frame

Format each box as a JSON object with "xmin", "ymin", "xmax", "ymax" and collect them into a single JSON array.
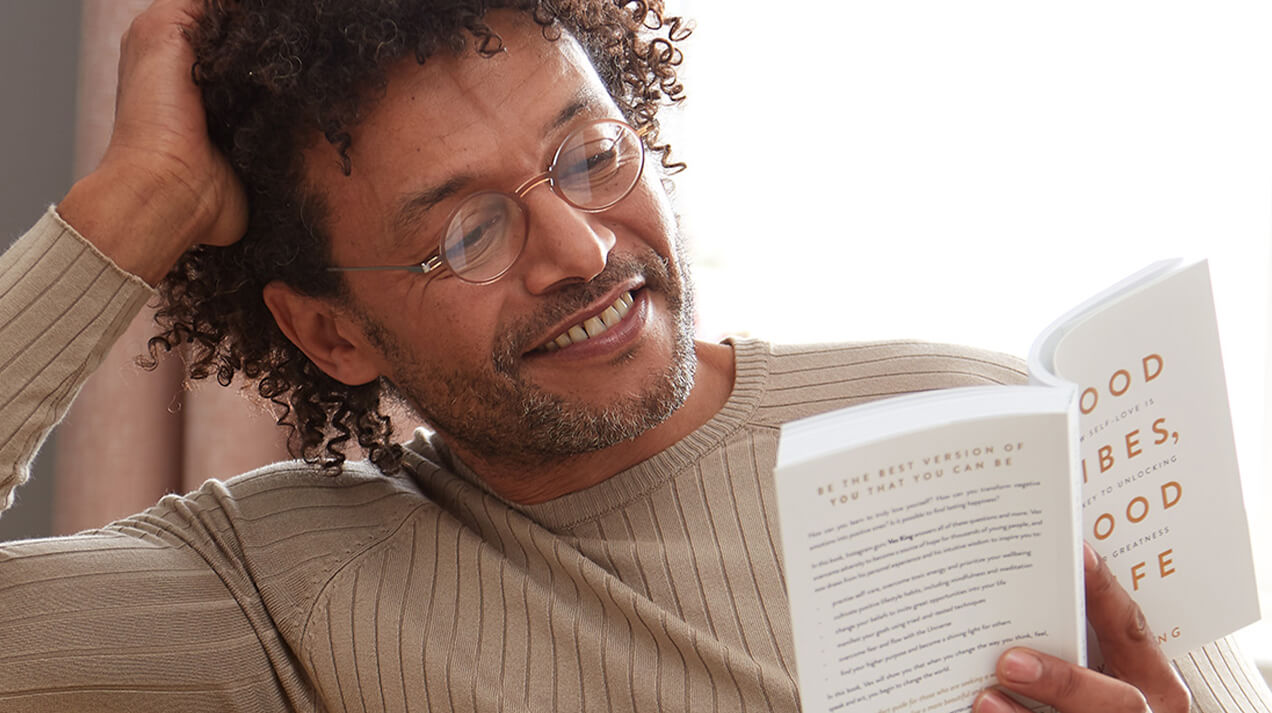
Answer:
[{"xmin": 326, "ymin": 119, "xmax": 651, "ymax": 284}]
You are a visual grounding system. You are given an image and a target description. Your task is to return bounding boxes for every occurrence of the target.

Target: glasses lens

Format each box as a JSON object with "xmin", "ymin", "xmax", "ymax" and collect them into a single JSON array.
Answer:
[
  {"xmin": 442, "ymin": 192, "xmax": 527, "ymax": 283},
  {"xmin": 551, "ymin": 120, "xmax": 646, "ymax": 210}
]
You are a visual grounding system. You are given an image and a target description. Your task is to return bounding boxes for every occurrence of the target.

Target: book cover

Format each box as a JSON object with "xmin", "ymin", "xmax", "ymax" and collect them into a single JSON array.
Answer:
[
  {"xmin": 775, "ymin": 259, "xmax": 1259, "ymax": 712},
  {"xmin": 1029, "ymin": 259, "xmax": 1259, "ymax": 658}
]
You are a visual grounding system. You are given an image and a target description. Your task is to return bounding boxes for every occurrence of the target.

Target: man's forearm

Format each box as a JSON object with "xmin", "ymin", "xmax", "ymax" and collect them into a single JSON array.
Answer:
[
  {"xmin": 58, "ymin": 165, "xmax": 215, "ymax": 287},
  {"xmin": 0, "ymin": 208, "xmax": 152, "ymax": 513}
]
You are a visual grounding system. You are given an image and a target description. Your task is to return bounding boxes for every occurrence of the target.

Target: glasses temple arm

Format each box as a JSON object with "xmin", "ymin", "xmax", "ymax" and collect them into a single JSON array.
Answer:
[
  {"xmin": 326, "ymin": 254, "xmax": 443, "ymax": 274},
  {"xmin": 326, "ymin": 265, "xmax": 426, "ymax": 273}
]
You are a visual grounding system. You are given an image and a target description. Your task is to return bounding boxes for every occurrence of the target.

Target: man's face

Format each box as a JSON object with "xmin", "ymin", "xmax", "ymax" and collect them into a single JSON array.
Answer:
[{"xmin": 303, "ymin": 13, "xmax": 696, "ymax": 465}]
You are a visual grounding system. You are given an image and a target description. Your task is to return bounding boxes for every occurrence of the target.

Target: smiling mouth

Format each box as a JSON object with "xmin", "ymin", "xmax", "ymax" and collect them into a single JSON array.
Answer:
[{"xmin": 538, "ymin": 290, "xmax": 636, "ymax": 353}]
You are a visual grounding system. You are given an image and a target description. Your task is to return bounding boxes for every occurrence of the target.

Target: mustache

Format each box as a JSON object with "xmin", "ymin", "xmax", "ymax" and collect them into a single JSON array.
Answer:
[{"xmin": 492, "ymin": 249, "xmax": 675, "ymax": 373}]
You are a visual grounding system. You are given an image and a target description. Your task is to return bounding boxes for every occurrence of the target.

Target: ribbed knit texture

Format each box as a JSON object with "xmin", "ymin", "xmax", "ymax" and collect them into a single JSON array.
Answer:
[
  {"xmin": 0, "ymin": 209, "xmax": 1267, "ymax": 712},
  {"xmin": 0, "ymin": 207, "xmax": 151, "ymax": 511}
]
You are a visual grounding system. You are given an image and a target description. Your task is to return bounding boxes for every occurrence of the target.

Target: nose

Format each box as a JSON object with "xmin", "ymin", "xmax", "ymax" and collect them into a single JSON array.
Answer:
[{"xmin": 515, "ymin": 187, "xmax": 616, "ymax": 295}]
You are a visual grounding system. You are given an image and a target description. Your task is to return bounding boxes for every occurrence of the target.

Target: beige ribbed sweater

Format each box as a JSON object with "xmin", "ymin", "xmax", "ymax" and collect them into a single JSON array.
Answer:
[{"xmin": 0, "ymin": 208, "xmax": 1267, "ymax": 712}]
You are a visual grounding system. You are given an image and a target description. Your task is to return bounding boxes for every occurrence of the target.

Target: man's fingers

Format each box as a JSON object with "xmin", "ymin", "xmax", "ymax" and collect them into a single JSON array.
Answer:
[
  {"xmin": 973, "ymin": 688, "xmax": 1033, "ymax": 713},
  {"xmin": 1083, "ymin": 542, "xmax": 1190, "ymax": 712},
  {"xmin": 988, "ymin": 648, "xmax": 1151, "ymax": 712},
  {"xmin": 978, "ymin": 544, "xmax": 1190, "ymax": 713}
]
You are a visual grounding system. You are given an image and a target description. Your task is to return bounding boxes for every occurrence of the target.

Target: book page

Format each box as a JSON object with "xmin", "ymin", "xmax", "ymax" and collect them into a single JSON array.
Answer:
[
  {"xmin": 1041, "ymin": 260, "xmax": 1258, "ymax": 657},
  {"xmin": 776, "ymin": 388, "xmax": 1081, "ymax": 713}
]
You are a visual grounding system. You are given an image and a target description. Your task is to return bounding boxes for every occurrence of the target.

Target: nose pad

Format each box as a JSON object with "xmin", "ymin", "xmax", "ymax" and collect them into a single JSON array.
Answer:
[{"xmin": 516, "ymin": 188, "xmax": 617, "ymax": 295}]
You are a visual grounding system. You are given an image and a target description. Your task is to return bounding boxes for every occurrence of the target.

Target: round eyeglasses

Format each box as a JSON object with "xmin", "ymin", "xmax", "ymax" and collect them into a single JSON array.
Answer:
[{"xmin": 327, "ymin": 118, "xmax": 650, "ymax": 285}]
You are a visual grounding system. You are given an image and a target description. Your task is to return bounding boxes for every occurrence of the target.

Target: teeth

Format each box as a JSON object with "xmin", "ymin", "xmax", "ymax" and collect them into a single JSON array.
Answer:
[{"xmin": 540, "ymin": 290, "xmax": 635, "ymax": 352}]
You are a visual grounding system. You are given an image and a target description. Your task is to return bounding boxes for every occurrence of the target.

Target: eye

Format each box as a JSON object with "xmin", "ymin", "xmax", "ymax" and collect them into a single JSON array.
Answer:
[
  {"xmin": 459, "ymin": 212, "xmax": 504, "ymax": 251},
  {"xmin": 446, "ymin": 202, "xmax": 504, "ymax": 259},
  {"xmin": 559, "ymin": 136, "xmax": 620, "ymax": 180},
  {"xmin": 440, "ymin": 192, "xmax": 525, "ymax": 282},
  {"xmin": 551, "ymin": 121, "xmax": 645, "ymax": 209}
]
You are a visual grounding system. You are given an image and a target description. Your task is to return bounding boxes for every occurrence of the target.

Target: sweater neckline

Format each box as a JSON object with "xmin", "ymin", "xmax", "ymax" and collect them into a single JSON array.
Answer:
[{"xmin": 410, "ymin": 338, "xmax": 773, "ymax": 533}]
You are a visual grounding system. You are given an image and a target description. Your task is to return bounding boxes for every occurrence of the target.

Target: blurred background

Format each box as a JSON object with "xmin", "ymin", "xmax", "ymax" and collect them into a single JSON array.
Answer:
[
  {"xmin": 3, "ymin": 0, "xmax": 1271, "ymax": 674},
  {"xmin": 666, "ymin": 0, "xmax": 1272, "ymax": 667},
  {"xmin": 0, "ymin": 1, "xmax": 79, "ymax": 544}
]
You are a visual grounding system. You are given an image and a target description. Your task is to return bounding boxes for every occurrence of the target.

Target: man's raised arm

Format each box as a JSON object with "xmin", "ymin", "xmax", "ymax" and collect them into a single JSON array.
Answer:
[
  {"xmin": 59, "ymin": 0, "xmax": 246, "ymax": 285},
  {"xmin": 0, "ymin": 6, "xmax": 309, "ymax": 709},
  {"xmin": 0, "ymin": 0, "xmax": 244, "ymax": 509}
]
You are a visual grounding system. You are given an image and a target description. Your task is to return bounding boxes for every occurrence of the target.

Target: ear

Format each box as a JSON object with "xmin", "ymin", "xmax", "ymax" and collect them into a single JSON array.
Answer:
[{"xmin": 262, "ymin": 281, "xmax": 382, "ymax": 386}]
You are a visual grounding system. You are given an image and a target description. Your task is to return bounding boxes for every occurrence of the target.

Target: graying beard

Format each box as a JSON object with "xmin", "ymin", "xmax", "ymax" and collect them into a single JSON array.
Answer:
[
  {"xmin": 510, "ymin": 332, "xmax": 696, "ymax": 457},
  {"xmin": 363, "ymin": 240, "xmax": 700, "ymax": 469}
]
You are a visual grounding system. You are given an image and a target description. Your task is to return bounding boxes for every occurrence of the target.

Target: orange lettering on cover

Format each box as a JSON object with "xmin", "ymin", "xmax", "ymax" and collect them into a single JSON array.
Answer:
[
  {"xmin": 1143, "ymin": 354, "xmax": 1164, "ymax": 381},
  {"xmin": 1130, "ymin": 549, "xmax": 1177, "ymax": 591},
  {"xmin": 1080, "ymin": 388, "xmax": 1099, "ymax": 415},
  {"xmin": 1099, "ymin": 445, "xmax": 1114, "ymax": 473},
  {"xmin": 1090, "ymin": 482, "xmax": 1183, "ymax": 541},
  {"xmin": 1131, "ymin": 561, "xmax": 1147, "ymax": 590},
  {"xmin": 1094, "ymin": 513, "xmax": 1115, "ymax": 540},
  {"xmin": 1127, "ymin": 496, "xmax": 1149, "ymax": 524},
  {"xmin": 1159, "ymin": 549, "xmax": 1176, "ymax": 579},
  {"xmin": 1078, "ymin": 354, "xmax": 1165, "ymax": 415},
  {"xmin": 1110, "ymin": 369, "xmax": 1132, "ymax": 397},
  {"xmin": 1125, "ymin": 430, "xmax": 1142, "ymax": 459}
]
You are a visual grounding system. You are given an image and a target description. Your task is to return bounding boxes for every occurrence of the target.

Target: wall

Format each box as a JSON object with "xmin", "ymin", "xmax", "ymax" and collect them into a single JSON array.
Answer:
[{"xmin": 0, "ymin": 0, "xmax": 82, "ymax": 540}]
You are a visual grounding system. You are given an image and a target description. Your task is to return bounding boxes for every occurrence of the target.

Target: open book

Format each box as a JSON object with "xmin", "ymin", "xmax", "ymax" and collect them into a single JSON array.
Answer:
[{"xmin": 773, "ymin": 259, "xmax": 1259, "ymax": 713}]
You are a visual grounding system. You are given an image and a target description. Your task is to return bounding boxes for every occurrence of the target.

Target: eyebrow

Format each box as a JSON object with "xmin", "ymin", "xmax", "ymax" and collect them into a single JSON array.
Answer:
[
  {"xmin": 388, "ymin": 90, "xmax": 604, "ymax": 249},
  {"xmin": 547, "ymin": 92, "xmax": 598, "ymax": 132},
  {"xmin": 391, "ymin": 175, "xmax": 471, "ymax": 249}
]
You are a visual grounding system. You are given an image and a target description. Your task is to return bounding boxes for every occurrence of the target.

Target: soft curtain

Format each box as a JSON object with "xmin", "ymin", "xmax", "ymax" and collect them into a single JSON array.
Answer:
[{"xmin": 52, "ymin": 0, "xmax": 290, "ymax": 534}]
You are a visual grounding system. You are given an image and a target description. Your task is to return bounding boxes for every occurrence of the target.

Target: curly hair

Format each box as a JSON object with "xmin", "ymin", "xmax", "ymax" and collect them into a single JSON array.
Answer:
[{"xmin": 143, "ymin": 0, "xmax": 691, "ymax": 474}]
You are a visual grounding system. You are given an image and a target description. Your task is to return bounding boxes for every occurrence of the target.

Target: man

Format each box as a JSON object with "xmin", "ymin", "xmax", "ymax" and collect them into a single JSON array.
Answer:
[{"xmin": 0, "ymin": 0, "xmax": 1248, "ymax": 710}]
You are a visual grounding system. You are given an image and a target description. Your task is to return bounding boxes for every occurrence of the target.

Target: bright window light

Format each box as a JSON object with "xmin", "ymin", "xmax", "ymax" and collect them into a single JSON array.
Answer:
[{"xmin": 668, "ymin": 0, "xmax": 1272, "ymax": 664}]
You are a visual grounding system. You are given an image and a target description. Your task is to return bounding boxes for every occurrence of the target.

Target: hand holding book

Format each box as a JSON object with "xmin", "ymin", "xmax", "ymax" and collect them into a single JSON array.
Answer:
[
  {"xmin": 774, "ymin": 259, "xmax": 1256, "ymax": 712},
  {"xmin": 974, "ymin": 544, "xmax": 1189, "ymax": 713}
]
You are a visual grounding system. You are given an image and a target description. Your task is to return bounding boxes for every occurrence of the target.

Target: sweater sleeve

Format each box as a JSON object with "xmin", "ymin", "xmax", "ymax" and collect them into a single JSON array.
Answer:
[
  {"xmin": 0, "ymin": 481, "xmax": 314, "ymax": 711},
  {"xmin": 1178, "ymin": 637, "xmax": 1272, "ymax": 713},
  {"xmin": 0, "ymin": 210, "xmax": 313, "ymax": 710},
  {"xmin": 0, "ymin": 206, "xmax": 153, "ymax": 514}
]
